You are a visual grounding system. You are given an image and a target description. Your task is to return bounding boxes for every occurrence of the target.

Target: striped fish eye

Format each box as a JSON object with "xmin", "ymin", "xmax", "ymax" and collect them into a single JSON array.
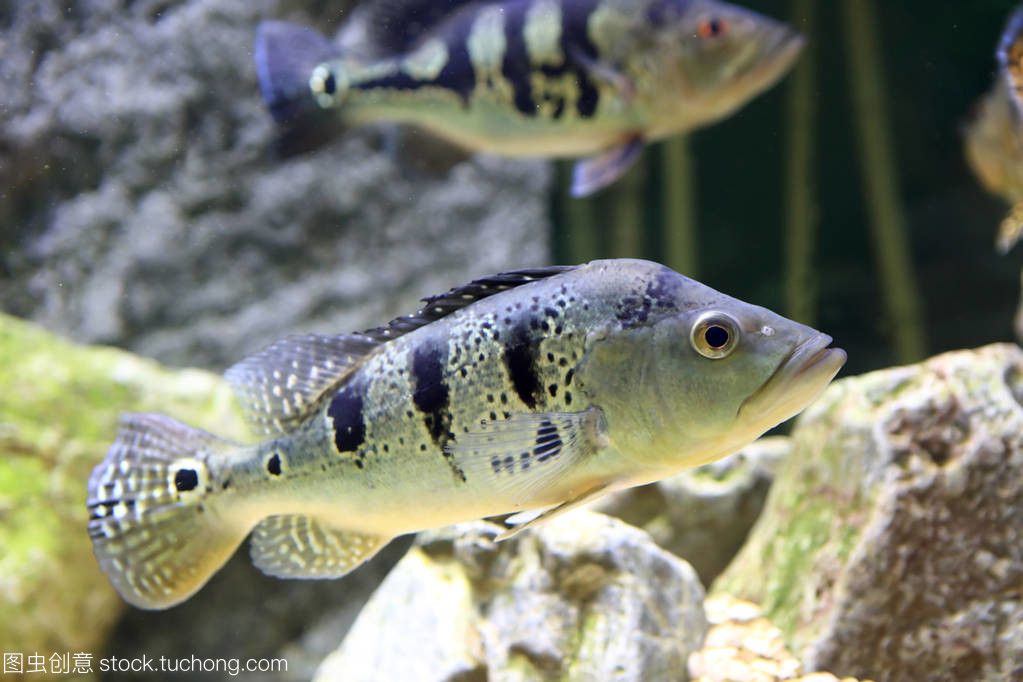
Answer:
[
  {"xmin": 690, "ymin": 311, "xmax": 740, "ymax": 359},
  {"xmin": 697, "ymin": 17, "xmax": 728, "ymax": 40}
]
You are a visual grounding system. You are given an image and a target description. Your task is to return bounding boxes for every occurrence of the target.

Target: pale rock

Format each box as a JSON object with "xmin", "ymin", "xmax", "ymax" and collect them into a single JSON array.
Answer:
[{"xmin": 318, "ymin": 512, "xmax": 708, "ymax": 682}]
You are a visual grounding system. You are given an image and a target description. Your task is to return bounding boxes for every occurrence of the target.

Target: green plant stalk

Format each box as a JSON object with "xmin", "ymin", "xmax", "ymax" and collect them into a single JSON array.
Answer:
[
  {"xmin": 558, "ymin": 161, "xmax": 602, "ymax": 264},
  {"xmin": 609, "ymin": 151, "xmax": 646, "ymax": 258},
  {"xmin": 662, "ymin": 136, "xmax": 698, "ymax": 278},
  {"xmin": 841, "ymin": 0, "xmax": 927, "ymax": 362},
  {"xmin": 784, "ymin": 0, "xmax": 817, "ymax": 325}
]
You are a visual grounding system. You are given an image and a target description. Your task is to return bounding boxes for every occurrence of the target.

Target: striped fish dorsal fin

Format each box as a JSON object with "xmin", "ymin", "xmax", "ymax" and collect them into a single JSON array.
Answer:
[
  {"xmin": 360, "ymin": 265, "xmax": 578, "ymax": 342},
  {"xmin": 225, "ymin": 334, "xmax": 379, "ymax": 435},
  {"xmin": 363, "ymin": 0, "xmax": 500, "ymax": 54},
  {"xmin": 227, "ymin": 266, "xmax": 576, "ymax": 434},
  {"xmin": 999, "ymin": 7, "xmax": 1023, "ymax": 122}
]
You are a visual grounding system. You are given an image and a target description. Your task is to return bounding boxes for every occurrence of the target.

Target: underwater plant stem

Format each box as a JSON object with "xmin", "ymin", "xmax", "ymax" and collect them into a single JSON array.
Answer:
[
  {"xmin": 784, "ymin": 0, "xmax": 816, "ymax": 326},
  {"xmin": 559, "ymin": 162, "xmax": 601, "ymax": 264},
  {"xmin": 841, "ymin": 0, "xmax": 927, "ymax": 362},
  {"xmin": 609, "ymin": 152, "xmax": 646, "ymax": 258},
  {"xmin": 662, "ymin": 136, "xmax": 698, "ymax": 278}
]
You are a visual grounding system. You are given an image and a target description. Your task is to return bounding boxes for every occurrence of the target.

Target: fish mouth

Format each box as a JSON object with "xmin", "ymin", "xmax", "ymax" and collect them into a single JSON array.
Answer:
[
  {"xmin": 744, "ymin": 25, "xmax": 805, "ymax": 89},
  {"xmin": 738, "ymin": 333, "xmax": 847, "ymax": 426}
]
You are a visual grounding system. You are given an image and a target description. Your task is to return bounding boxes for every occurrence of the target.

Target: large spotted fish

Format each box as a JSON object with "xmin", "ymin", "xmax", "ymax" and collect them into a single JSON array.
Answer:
[
  {"xmin": 254, "ymin": 0, "xmax": 804, "ymax": 196},
  {"xmin": 87, "ymin": 259, "xmax": 845, "ymax": 609}
]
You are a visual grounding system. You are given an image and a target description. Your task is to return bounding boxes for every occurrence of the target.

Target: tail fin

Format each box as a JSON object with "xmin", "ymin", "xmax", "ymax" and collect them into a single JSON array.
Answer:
[
  {"xmin": 87, "ymin": 414, "xmax": 250, "ymax": 609},
  {"xmin": 254, "ymin": 20, "xmax": 349, "ymax": 156},
  {"xmin": 254, "ymin": 20, "xmax": 338, "ymax": 123}
]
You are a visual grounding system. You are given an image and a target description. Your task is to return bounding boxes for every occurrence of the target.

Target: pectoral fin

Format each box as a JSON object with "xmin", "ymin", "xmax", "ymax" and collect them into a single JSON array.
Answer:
[
  {"xmin": 446, "ymin": 407, "xmax": 608, "ymax": 505},
  {"xmin": 569, "ymin": 46, "xmax": 636, "ymax": 101},
  {"xmin": 495, "ymin": 484, "xmax": 611, "ymax": 541},
  {"xmin": 250, "ymin": 514, "xmax": 390, "ymax": 579},
  {"xmin": 571, "ymin": 137, "xmax": 644, "ymax": 197}
]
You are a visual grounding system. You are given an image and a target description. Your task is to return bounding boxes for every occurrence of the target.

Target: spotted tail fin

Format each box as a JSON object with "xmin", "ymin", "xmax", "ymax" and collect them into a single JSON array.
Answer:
[{"xmin": 87, "ymin": 413, "xmax": 251, "ymax": 609}]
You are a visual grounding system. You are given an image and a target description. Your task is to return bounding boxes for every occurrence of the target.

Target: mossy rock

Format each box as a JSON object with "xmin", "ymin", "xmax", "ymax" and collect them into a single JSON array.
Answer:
[
  {"xmin": 0, "ymin": 313, "xmax": 248, "ymax": 659},
  {"xmin": 714, "ymin": 344, "xmax": 1023, "ymax": 680}
]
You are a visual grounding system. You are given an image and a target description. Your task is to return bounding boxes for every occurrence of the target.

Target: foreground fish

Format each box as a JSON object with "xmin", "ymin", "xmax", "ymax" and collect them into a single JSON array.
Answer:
[
  {"xmin": 255, "ymin": 0, "xmax": 803, "ymax": 196},
  {"xmin": 88, "ymin": 259, "xmax": 845, "ymax": 609},
  {"xmin": 965, "ymin": 5, "xmax": 1023, "ymax": 253}
]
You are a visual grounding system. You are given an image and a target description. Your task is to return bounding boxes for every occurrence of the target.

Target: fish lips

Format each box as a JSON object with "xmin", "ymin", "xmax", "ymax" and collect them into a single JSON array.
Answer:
[
  {"xmin": 747, "ymin": 25, "xmax": 805, "ymax": 88},
  {"xmin": 737, "ymin": 333, "xmax": 847, "ymax": 425}
]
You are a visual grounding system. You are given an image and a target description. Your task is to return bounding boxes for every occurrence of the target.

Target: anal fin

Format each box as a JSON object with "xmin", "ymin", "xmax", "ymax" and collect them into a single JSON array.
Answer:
[
  {"xmin": 496, "ymin": 484, "xmax": 610, "ymax": 541},
  {"xmin": 250, "ymin": 514, "xmax": 390, "ymax": 579},
  {"xmin": 571, "ymin": 137, "xmax": 644, "ymax": 197}
]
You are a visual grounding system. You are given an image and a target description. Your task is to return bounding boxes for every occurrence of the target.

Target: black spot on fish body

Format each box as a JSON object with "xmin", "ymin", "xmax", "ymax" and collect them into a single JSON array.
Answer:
[
  {"xmin": 266, "ymin": 453, "xmax": 282, "ymax": 476},
  {"xmin": 328, "ymin": 379, "xmax": 369, "ymax": 453},
  {"xmin": 646, "ymin": 267, "xmax": 683, "ymax": 311},
  {"xmin": 174, "ymin": 468, "xmax": 198, "ymax": 492},
  {"xmin": 646, "ymin": 0, "xmax": 684, "ymax": 24},
  {"xmin": 322, "ymin": 72, "xmax": 337, "ymax": 95},
  {"xmin": 503, "ymin": 321, "xmax": 543, "ymax": 409},
  {"xmin": 411, "ymin": 341, "xmax": 453, "ymax": 448}
]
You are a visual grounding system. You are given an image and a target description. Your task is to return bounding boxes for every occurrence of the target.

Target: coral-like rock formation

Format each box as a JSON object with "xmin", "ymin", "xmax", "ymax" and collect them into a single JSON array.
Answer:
[
  {"xmin": 715, "ymin": 344, "xmax": 1023, "ymax": 681},
  {"xmin": 316, "ymin": 513, "xmax": 708, "ymax": 682}
]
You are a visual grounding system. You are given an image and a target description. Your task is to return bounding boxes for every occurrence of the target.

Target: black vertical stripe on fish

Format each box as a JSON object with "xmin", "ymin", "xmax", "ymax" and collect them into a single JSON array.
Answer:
[
  {"xmin": 502, "ymin": 1, "xmax": 538, "ymax": 117},
  {"xmin": 327, "ymin": 379, "xmax": 368, "ymax": 453},
  {"xmin": 503, "ymin": 320, "xmax": 542, "ymax": 409},
  {"xmin": 411, "ymin": 341, "xmax": 453, "ymax": 448},
  {"xmin": 525, "ymin": 0, "xmax": 599, "ymax": 119},
  {"xmin": 354, "ymin": 13, "xmax": 477, "ymax": 104}
]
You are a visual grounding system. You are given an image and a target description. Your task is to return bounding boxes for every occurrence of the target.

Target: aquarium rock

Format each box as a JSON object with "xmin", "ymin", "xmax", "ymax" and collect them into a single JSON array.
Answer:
[
  {"xmin": 596, "ymin": 436, "xmax": 789, "ymax": 586},
  {"xmin": 714, "ymin": 343, "xmax": 1023, "ymax": 681},
  {"xmin": 0, "ymin": 313, "xmax": 247, "ymax": 660},
  {"xmin": 315, "ymin": 512, "xmax": 707, "ymax": 682},
  {"xmin": 0, "ymin": 0, "xmax": 550, "ymax": 370},
  {"xmin": 688, "ymin": 594, "xmax": 872, "ymax": 682}
]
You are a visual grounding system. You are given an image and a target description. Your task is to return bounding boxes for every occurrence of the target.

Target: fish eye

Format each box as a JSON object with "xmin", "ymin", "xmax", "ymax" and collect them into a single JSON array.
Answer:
[
  {"xmin": 697, "ymin": 16, "xmax": 727, "ymax": 39},
  {"xmin": 690, "ymin": 311, "xmax": 740, "ymax": 359}
]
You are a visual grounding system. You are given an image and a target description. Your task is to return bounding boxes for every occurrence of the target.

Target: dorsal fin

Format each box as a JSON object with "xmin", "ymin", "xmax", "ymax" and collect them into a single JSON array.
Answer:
[
  {"xmin": 225, "ymin": 334, "xmax": 379, "ymax": 435},
  {"xmin": 363, "ymin": 0, "xmax": 497, "ymax": 54},
  {"xmin": 227, "ymin": 266, "xmax": 577, "ymax": 434},
  {"xmin": 360, "ymin": 265, "xmax": 578, "ymax": 342}
]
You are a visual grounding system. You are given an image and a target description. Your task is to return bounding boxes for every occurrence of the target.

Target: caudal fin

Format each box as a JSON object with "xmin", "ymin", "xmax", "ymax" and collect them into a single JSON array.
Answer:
[
  {"xmin": 87, "ymin": 413, "xmax": 250, "ymax": 609},
  {"xmin": 254, "ymin": 20, "xmax": 337, "ymax": 123},
  {"xmin": 254, "ymin": 20, "xmax": 349, "ymax": 156}
]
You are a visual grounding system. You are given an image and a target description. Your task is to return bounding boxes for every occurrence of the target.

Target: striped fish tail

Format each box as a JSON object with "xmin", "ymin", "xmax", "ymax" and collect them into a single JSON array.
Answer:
[{"xmin": 87, "ymin": 413, "xmax": 250, "ymax": 609}]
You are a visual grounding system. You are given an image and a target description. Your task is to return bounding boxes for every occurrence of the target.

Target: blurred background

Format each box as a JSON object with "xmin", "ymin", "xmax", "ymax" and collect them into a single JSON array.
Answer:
[
  {"xmin": 551, "ymin": 0, "xmax": 1022, "ymax": 376},
  {"xmin": 2, "ymin": 0, "xmax": 1022, "ymax": 679}
]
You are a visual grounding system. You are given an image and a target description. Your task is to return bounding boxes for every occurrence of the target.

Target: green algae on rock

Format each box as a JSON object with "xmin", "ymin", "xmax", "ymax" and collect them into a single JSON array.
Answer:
[
  {"xmin": 714, "ymin": 343, "xmax": 1023, "ymax": 681},
  {"xmin": 316, "ymin": 512, "xmax": 707, "ymax": 682},
  {"xmin": 0, "ymin": 313, "xmax": 247, "ymax": 657}
]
